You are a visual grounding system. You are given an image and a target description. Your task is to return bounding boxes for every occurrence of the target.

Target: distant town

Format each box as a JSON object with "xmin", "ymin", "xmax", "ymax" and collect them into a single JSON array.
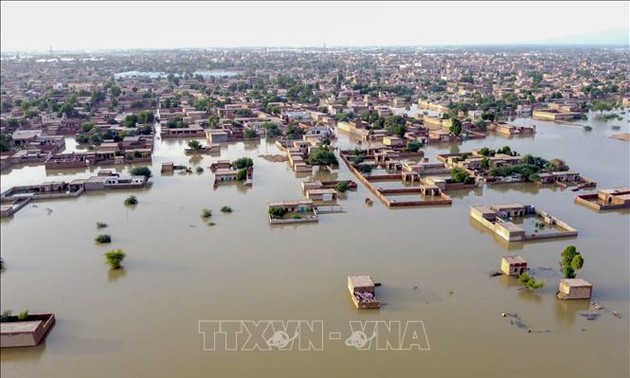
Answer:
[{"xmin": 1, "ymin": 44, "xmax": 629, "ymax": 374}]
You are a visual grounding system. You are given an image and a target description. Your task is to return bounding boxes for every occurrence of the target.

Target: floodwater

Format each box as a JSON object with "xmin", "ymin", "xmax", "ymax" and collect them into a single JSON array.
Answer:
[{"xmin": 1, "ymin": 111, "xmax": 629, "ymax": 377}]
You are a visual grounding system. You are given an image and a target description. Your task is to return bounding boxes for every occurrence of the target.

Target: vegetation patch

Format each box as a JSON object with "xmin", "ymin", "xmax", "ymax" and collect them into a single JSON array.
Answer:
[
  {"xmin": 95, "ymin": 234, "xmax": 112, "ymax": 244},
  {"xmin": 105, "ymin": 249, "xmax": 126, "ymax": 270}
]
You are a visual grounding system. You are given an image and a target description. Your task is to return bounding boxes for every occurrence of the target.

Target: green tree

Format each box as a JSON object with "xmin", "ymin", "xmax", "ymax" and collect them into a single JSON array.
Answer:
[
  {"xmin": 449, "ymin": 118, "xmax": 462, "ymax": 136},
  {"xmin": 335, "ymin": 181, "xmax": 349, "ymax": 193},
  {"xmin": 451, "ymin": 167, "xmax": 472, "ymax": 183},
  {"xmin": 269, "ymin": 207, "xmax": 287, "ymax": 219},
  {"xmin": 358, "ymin": 164, "xmax": 372, "ymax": 174},
  {"xmin": 480, "ymin": 157, "xmax": 491, "ymax": 170},
  {"xmin": 187, "ymin": 140, "xmax": 203, "ymax": 150},
  {"xmin": 235, "ymin": 169, "xmax": 248, "ymax": 181},
  {"xmin": 105, "ymin": 249, "xmax": 126, "ymax": 270},
  {"xmin": 124, "ymin": 114, "xmax": 138, "ymax": 127},
  {"xmin": 243, "ymin": 128, "xmax": 258, "ymax": 138},
  {"xmin": 560, "ymin": 245, "xmax": 584, "ymax": 278},
  {"xmin": 405, "ymin": 140, "xmax": 422, "ymax": 152},
  {"xmin": 130, "ymin": 166, "xmax": 152, "ymax": 178},
  {"xmin": 0, "ymin": 133, "xmax": 13, "ymax": 152},
  {"xmin": 307, "ymin": 148, "xmax": 338, "ymax": 166},
  {"xmin": 232, "ymin": 157, "xmax": 254, "ymax": 169}
]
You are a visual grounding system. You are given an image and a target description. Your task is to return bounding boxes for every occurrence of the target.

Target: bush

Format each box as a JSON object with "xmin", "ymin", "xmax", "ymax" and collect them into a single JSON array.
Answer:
[
  {"xmin": 96, "ymin": 222, "xmax": 108, "ymax": 229},
  {"xmin": 196, "ymin": 167, "xmax": 204, "ymax": 174},
  {"xmin": 0, "ymin": 310, "xmax": 12, "ymax": 322},
  {"xmin": 358, "ymin": 164, "xmax": 372, "ymax": 174},
  {"xmin": 406, "ymin": 141, "xmax": 422, "ymax": 152},
  {"xmin": 451, "ymin": 168, "xmax": 471, "ymax": 183},
  {"xmin": 335, "ymin": 181, "xmax": 349, "ymax": 193},
  {"xmin": 583, "ymin": 126, "xmax": 592, "ymax": 131},
  {"xmin": 95, "ymin": 234, "xmax": 112, "ymax": 244},
  {"xmin": 352, "ymin": 155, "xmax": 365, "ymax": 164},
  {"xmin": 269, "ymin": 207, "xmax": 287, "ymax": 219},
  {"xmin": 105, "ymin": 249, "xmax": 126, "ymax": 270},
  {"xmin": 518, "ymin": 273, "xmax": 544, "ymax": 290},
  {"xmin": 220, "ymin": 206, "xmax": 232, "ymax": 213},
  {"xmin": 235, "ymin": 168, "xmax": 248, "ymax": 181},
  {"xmin": 187, "ymin": 140, "xmax": 203, "ymax": 150},
  {"xmin": 124, "ymin": 195, "xmax": 138, "ymax": 205},
  {"xmin": 201, "ymin": 208, "xmax": 212, "ymax": 218},
  {"xmin": 17, "ymin": 310, "xmax": 29, "ymax": 321},
  {"xmin": 130, "ymin": 166, "xmax": 152, "ymax": 178}
]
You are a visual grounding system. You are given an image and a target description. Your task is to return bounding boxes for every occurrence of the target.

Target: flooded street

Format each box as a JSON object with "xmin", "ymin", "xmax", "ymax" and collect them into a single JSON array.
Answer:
[{"xmin": 1, "ymin": 113, "xmax": 629, "ymax": 378}]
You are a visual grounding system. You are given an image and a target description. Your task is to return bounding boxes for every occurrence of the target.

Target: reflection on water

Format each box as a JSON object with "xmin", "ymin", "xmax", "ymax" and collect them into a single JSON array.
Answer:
[
  {"xmin": 555, "ymin": 299, "xmax": 591, "ymax": 328},
  {"xmin": 107, "ymin": 268, "xmax": 127, "ymax": 283}
]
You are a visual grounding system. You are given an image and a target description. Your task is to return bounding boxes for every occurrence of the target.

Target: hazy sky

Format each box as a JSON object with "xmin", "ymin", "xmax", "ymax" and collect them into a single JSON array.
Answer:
[{"xmin": 1, "ymin": 1, "xmax": 628, "ymax": 52}]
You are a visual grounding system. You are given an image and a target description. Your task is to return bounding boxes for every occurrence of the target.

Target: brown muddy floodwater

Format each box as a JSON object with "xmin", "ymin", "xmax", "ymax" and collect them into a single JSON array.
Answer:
[{"xmin": 1, "ymin": 112, "xmax": 629, "ymax": 377}]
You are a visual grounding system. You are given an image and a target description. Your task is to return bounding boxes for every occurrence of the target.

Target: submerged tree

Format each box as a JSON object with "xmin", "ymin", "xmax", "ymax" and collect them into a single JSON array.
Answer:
[
  {"xmin": 105, "ymin": 249, "xmax": 126, "ymax": 270},
  {"xmin": 518, "ymin": 273, "xmax": 544, "ymax": 290}
]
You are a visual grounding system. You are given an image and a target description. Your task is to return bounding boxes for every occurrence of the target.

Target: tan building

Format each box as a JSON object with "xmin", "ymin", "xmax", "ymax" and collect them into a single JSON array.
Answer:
[
  {"xmin": 347, "ymin": 275, "xmax": 380, "ymax": 309},
  {"xmin": 500, "ymin": 256, "xmax": 528, "ymax": 276},
  {"xmin": 557, "ymin": 278, "xmax": 592, "ymax": 300}
]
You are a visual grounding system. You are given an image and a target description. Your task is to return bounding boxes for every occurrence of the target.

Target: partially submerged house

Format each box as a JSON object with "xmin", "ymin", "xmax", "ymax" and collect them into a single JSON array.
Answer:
[
  {"xmin": 556, "ymin": 278, "xmax": 593, "ymax": 300},
  {"xmin": 1, "ymin": 313, "xmax": 56, "ymax": 348},
  {"xmin": 347, "ymin": 275, "xmax": 380, "ymax": 309},
  {"xmin": 500, "ymin": 256, "xmax": 528, "ymax": 276}
]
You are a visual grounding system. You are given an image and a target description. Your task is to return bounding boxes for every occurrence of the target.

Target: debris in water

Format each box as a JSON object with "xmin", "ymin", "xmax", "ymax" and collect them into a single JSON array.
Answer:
[
  {"xmin": 592, "ymin": 302, "xmax": 604, "ymax": 310},
  {"xmin": 579, "ymin": 312, "xmax": 600, "ymax": 321},
  {"xmin": 488, "ymin": 271, "xmax": 501, "ymax": 277},
  {"xmin": 46, "ymin": 208, "xmax": 53, "ymax": 215},
  {"xmin": 412, "ymin": 286, "xmax": 418, "ymax": 290}
]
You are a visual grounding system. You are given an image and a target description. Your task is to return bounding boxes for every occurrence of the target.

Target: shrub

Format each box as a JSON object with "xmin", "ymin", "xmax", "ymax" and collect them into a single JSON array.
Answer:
[
  {"xmin": 235, "ymin": 168, "xmax": 248, "ymax": 181},
  {"xmin": 130, "ymin": 166, "xmax": 152, "ymax": 178},
  {"xmin": 221, "ymin": 206, "xmax": 232, "ymax": 213},
  {"xmin": 307, "ymin": 148, "xmax": 338, "ymax": 166},
  {"xmin": 0, "ymin": 310, "xmax": 12, "ymax": 322},
  {"xmin": 406, "ymin": 140, "xmax": 422, "ymax": 152},
  {"xmin": 352, "ymin": 155, "xmax": 365, "ymax": 164},
  {"xmin": 105, "ymin": 249, "xmax": 126, "ymax": 270},
  {"xmin": 96, "ymin": 222, "xmax": 108, "ymax": 229},
  {"xmin": 196, "ymin": 167, "xmax": 204, "ymax": 174},
  {"xmin": 518, "ymin": 273, "xmax": 544, "ymax": 290},
  {"xmin": 17, "ymin": 310, "xmax": 29, "ymax": 321},
  {"xmin": 269, "ymin": 207, "xmax": 287, "ymax": 219},
  {"xmin": 232, "ymin": 157, "xmax": 253, "ymax": 170},
  {"xmin": 291, "ymin": 214, "xmax": 302, "ymax": 219},
  {"xmin": 124, "ymin": 195, "xmax": 138, "ymax": 205},
  {"xmin": 335, "ymin": 181, "xmax": 349, "ymax": 193},
  {"xmin": 95, "ymin": 234, "xmax": 112, "ymax": 244},
  {"xmin": 583, "ymin": 126, "xmax": 592, "ymax": 131},
  {"xmin": 201, "ymin": 208, "xmax": 212, "ymax": 218},
  {"xmin": 358, "ymin": 164, "xmax": 372, "ymax": 174},
  {"xmin": 187, "ymin": 140, "xmax": 202, "ymax": 150}
]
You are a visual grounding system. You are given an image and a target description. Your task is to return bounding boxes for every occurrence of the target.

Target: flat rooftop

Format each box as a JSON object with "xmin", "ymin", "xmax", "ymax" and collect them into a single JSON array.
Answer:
[
  {"xmin": 348, "ymin": 275, "xmax": 375, "ymax": 289},
  {"xmin": 561, "ymin": 278, "xmax": 592, "ymax": 287},
  {"xmin": 502, "ymin": 255, "xmax": 527, "ymax": 264}
]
